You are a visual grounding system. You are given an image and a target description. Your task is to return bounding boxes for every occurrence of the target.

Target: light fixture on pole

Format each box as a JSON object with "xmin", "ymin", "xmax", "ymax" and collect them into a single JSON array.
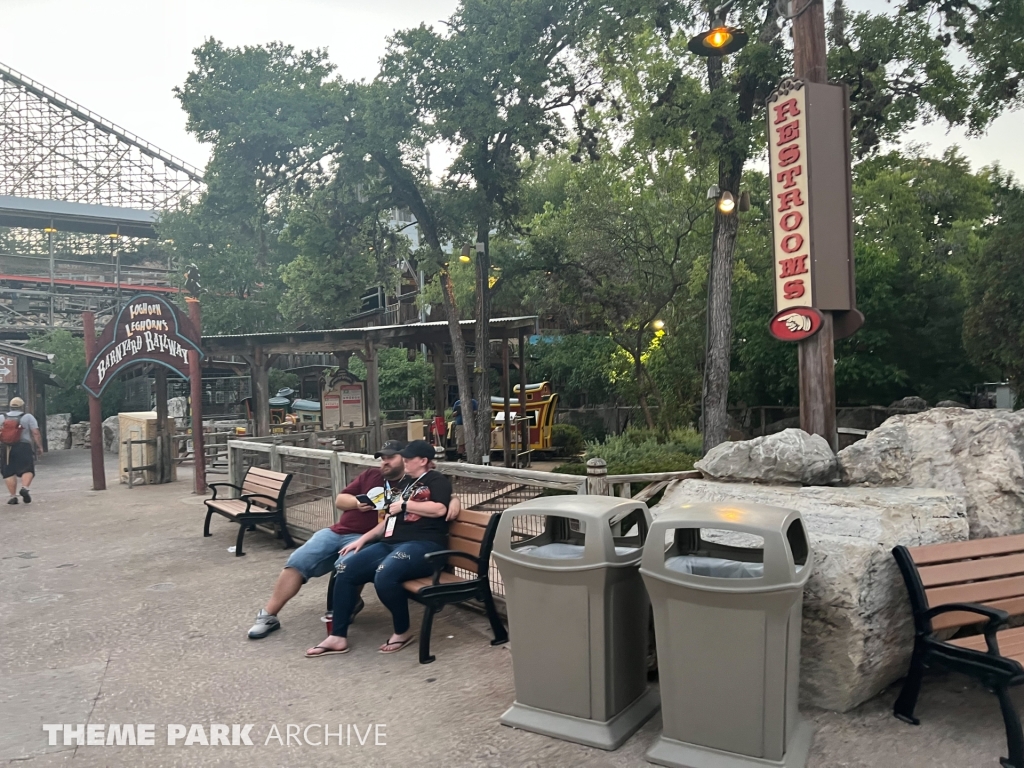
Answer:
[
  {"xmin": 706, "ymin": 184, "xmax": 721, "ymax": 201},
  {"xmin": 717, "ymin": 191, "xmax": 737, "ymax": 214},
  {"xmin": 688, "ymin": 0, "xmax": 748, "ymax": 57},
  {"xmin": 459, "ymin": 244, "xmax": 472, "ymax": 263},
  {"xmin": 738, "ymin": 191, "xmax": 751, "ymax": 212}
]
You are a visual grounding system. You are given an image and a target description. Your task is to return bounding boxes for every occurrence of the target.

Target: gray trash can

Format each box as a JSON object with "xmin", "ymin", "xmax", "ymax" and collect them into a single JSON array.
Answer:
[
  {"xmin": 493, "ymin": 495, "xmax": 660, "ymax": 750},
  {"xmin": 641, "ymin": 501, "xmax": 814, "ymax": 768}
]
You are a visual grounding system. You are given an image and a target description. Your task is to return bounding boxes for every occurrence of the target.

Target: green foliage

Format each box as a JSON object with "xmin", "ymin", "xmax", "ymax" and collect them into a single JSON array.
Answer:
[
  {"xmin": 555, "ymin": 427, "xmax": 699, "ymax": 476},
  {"xmin": 164, "ymin": 38, "xmax": 343, "ymax": 334},
  {"xmin": 964, "ymin": 178, "xmax": 1024, "ymax": 389},
  {"xmin": 268, "ymin": 369, "xmax": 300, "ymax": 395},
  {"xmin": 731, "ymin": 149, "xmax": 993, "ymax": 406},
  {"xmin": 550, "ymin": 424, "xmax": 586, "ymax": 456},
  {"xmin": 528, "ymin": 334, "xmax": 617, "ymax": 407},
  {"xmin": 349, "ymin": 348, "xmax": 434, "ymax": 412},
  {"xmin": 27, "ymin": 331, "xmax": 122, "ymax": 421},
  {"xmin": 525, "ymin": 148, "xmax": 710, "ymax": 426}
]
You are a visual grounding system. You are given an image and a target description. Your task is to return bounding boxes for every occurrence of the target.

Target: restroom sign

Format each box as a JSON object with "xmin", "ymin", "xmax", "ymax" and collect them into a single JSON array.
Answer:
[{"xmin": 766, "ymin": 79, "xmax": 859, "ymax": 342}]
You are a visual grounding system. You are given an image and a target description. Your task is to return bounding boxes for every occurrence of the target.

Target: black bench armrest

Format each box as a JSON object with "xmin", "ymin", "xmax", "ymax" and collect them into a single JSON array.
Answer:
[
  {"xmin": 208, "ymin": 482, "xmax": 241, "ymax": 500},
  {"xmin": 424, "ymin": 549, "xmax": 481, "ymax": 584},
  {"xmin": 239, "ymin": 492, "xmax": 283, "ymax": 510},
  {"xmin": 925, "ymin": 603, "xmax": 1010, "ymax": 655}
]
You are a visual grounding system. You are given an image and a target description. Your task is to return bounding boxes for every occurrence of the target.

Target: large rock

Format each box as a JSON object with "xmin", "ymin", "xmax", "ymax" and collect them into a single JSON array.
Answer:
[
  {"xmin": 888, "ymin": 396, "xmax": 929, "ymax": 414},
  {"xmin": 839, "ymin": 409, "xmax": 1024, "ymax": 538},
  {"xmin": 695, "ymin": 428, "xmax": 838, "ymax": 486},
  {"xmin": 46, "ymin": 413, "xmax": 71, "ymax": 450},
  {"xmin": 654, "ymin": 480, "xmax": 968, "ymax": 712},
  {"xmin": 102, "ymin": 415, "xmax": 120, "ymax": 454},
  {"xmin": 69, "ymin": 422, "xmax": 90, "ymax": 449}
]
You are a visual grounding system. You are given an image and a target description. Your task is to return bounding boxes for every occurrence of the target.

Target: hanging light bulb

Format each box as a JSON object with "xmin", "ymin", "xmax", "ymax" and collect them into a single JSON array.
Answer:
[
  {"xmin": 688, "ymin": 24, "xmax": 748, "ymax": 56},
  {"xmin": 717, "ymin": 191, "xmax": 737, "ymax": 214}
]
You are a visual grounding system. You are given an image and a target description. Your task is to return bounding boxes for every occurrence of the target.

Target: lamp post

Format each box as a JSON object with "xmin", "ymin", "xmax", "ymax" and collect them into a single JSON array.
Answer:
[{"xmin": 689, "ymin": 6, "xmax": 749, "ymax": 452}]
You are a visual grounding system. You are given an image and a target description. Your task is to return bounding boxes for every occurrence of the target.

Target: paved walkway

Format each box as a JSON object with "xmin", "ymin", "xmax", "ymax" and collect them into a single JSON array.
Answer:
[{"xmin": 1, "ymin": 450, "xmax": 1015, "ymax": 766}]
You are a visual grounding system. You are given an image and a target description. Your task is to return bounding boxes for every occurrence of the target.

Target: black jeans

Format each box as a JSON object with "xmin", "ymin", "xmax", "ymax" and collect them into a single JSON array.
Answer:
[{"xmin": 331, "ymin": 540, "xmax": 441, "ymax": 637}]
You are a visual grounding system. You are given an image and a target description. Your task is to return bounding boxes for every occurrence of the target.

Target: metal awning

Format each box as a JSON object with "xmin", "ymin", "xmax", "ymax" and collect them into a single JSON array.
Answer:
[
  {"xmin": 0, "ymin": 195, "xmax": 158, "ymax": 238},
  {"xmin": 202, "ymin": 316, "xmax": 539, "ymax": 356}
]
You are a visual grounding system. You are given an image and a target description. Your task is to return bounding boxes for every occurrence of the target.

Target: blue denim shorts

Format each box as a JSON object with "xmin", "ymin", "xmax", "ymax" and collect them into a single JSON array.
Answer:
[{"xmin": 284, "ymin": 528, "xmax": 362, "ymax": 581}]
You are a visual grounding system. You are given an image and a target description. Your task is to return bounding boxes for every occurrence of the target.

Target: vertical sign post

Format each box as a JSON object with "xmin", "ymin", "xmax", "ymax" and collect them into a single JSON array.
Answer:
[
  {"xmin": 766, "ymin": 0, "xmax": 862, "ymax": 451},
  {"xmin": 82, "ymin": 311, "xmax": 106, "ymax": 491},
  {"xmin": 187, "ymin": 298, "xmax": 206, "ymax": 495}
]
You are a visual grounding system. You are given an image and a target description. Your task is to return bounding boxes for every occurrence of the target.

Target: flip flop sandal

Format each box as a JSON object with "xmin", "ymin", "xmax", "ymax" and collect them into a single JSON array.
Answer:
[
  {"xmin": 305, "ymin": 644, "xmax": 350, "ymax": 658},
  {"xmin": 379, "ymin": 636, "xmax": 415, "ymax": 654}
]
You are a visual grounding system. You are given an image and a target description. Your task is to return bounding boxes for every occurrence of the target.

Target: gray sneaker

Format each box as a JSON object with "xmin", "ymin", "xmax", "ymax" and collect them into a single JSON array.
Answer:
[{"xmin": 247, "ymin": 610, "xmax": 280, "ymax": 639}]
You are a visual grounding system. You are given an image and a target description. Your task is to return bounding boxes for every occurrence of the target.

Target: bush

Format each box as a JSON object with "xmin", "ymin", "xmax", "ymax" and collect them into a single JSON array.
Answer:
[
  {"xmin": 550, "ymin": 424, "xmax": 585, "ymax": 456},
  {"xmin": 554, "ymin": 427, "xmax": 700, "ymax": 476}
]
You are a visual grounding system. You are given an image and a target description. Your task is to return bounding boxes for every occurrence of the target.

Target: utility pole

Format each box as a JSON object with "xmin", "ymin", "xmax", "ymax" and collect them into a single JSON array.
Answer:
[{"xmin": 792, "ymin": 0, "xmax": 837, "ymax": 450}]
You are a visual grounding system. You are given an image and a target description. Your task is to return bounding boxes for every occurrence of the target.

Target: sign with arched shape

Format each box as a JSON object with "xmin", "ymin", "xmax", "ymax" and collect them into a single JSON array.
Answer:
[{"xmin": 82, "ymin": 294, "xmax": 203, "ymax": 397}]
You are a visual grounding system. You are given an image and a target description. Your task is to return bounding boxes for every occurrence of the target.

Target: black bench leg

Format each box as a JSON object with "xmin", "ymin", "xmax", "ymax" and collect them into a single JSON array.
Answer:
[
  {"xmin": 234, "ymin": 523, "xmax": 247, "ymax": 557},
  {"xmin": 278, "ymin": 515, "xmax": 296, "ymax": 550},
  {"xmin": 203, "ymin": 508, "xmax": 214, "ymax": 537},
  {"xmin": 482, "ymin": 589, "xmax": 508, "ymax": 646},
  {"xmin": 997, "ymin": 686, "xmax": 1024, "ymax": 768},
  {"xmin": 419, "ymin": 606, "xmax": 437, "ymax": 664},
  {"xmin": 893, "ymin": 645, "xmax": 925, "ymax": 725}
]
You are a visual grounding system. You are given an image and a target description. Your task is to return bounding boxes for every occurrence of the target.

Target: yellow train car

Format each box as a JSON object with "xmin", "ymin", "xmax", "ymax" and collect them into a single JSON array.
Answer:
[{"xmin": 490, "ymin": 381, "xmax": 559, "ymax": 455}]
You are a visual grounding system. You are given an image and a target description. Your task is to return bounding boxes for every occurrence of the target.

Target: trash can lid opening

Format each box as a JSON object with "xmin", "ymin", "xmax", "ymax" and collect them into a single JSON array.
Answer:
[{"xmin": 665, "ymin": 555, "xmax": 765, "ymax": 579}]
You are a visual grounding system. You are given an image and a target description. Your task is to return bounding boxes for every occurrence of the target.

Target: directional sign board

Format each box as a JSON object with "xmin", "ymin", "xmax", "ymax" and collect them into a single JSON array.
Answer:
[{"xmin": 0, "ymin": 354, "xmax": 18, "ymax": 384}]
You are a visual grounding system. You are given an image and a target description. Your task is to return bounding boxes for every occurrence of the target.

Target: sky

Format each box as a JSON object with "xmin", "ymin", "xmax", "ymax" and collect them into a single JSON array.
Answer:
[{"xmin": 0, "ymin": 0, "xmax": 1020, "ymax": 179}]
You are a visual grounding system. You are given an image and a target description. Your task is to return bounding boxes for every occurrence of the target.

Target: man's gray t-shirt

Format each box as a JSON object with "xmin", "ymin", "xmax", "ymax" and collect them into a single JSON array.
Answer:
[{"xmin": 5, "ymin": 411, "xmax": 38, "ymax": 444}]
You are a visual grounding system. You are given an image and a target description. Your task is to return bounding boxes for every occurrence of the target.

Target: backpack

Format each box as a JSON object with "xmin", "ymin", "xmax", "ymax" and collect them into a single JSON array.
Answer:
[{"xmin": 1, "ymin": 414, "xmax": 24, "ymax": 445}]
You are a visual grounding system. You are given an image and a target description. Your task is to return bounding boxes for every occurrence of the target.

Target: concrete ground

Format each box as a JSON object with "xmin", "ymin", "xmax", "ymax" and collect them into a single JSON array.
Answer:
[{"xmin": 1, "ymin": 450, "xmax": 1018, "ymax": 767}]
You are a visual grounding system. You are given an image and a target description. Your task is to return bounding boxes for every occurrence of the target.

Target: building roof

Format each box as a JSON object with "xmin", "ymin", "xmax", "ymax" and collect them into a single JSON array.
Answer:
[
  {"xmin": 0, "ymin": 340, "xmax": 53, "ymax": 363},
  {"xmin": 202, "ymin": 316, "xmax": 539, "ymax": 356},
  {"xmin": 0, "ymin": 195, "xmax": 158, "ymax": 238}
]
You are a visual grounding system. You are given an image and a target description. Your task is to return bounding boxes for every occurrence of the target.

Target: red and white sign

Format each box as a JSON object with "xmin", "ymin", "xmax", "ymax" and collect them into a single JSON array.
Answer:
[
  {"xmin": 322, "ymin": 393, "xmax": 341, "ymax": 429},
  {"xmin": 769, "ymin": 307, "xmax": 823, "ymax": 341},
  {"xmin": 768, "ymin": 81, "xmax": 814, "ymax": 320},
  {"xmin": 340, "ymin": 384, "xmax": 365, "ymax": 428}
]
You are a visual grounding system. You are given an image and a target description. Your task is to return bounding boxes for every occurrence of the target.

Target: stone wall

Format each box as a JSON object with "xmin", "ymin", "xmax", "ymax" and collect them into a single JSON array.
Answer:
[
  {"xmin": 46, "ymin": 414, "xmax": 71, "ymax": 450},
  {"xmin": 654, "ymin": 480, "xmax": 969, "ymax": 712}
]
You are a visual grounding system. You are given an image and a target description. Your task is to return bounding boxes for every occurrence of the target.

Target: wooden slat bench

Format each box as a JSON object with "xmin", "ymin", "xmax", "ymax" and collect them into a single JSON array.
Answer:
[
  {"xmin": 404, "ymin": 508, "xmax": 509, "ymax": 664},
  {"xmin": 204, "ymin": 467, "xmax": 295, "ymax": 557},
  {"xmin": 893, "ymin": 536, "xmax": 1024, "ymax": 768}
]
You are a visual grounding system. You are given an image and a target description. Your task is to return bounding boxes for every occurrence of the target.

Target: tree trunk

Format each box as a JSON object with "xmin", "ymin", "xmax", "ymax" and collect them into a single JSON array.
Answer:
[
  {"xmin": 700, "ymin": 49, "xmax": 744, "ymax": 454},
  {"xmin": 438, "ymin": 267, "xmax": 477, "ymax": 462},
  {"xmin": 473, "ymin": 224, "xmax": 493, "ymax": 464},
  {"xmin": 701, "ymin": 159, "xmax": 742, "ymax": 453}
]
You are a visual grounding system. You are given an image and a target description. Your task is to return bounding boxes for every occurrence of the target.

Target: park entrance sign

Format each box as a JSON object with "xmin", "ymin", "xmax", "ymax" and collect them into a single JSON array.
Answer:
[
  {"xmin": 766, "ymin": 78, "xmax": 861, "ymax": 342},
  {"xmin": 82, "ymin": 294, "xmax": 203, "ymax": 397}
]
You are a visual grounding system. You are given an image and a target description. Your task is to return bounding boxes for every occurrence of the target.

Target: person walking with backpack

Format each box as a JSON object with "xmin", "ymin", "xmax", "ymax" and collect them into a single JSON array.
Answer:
[{"xmin": 2, "ymin": 397, "xmax": 42, "ymax": 505}]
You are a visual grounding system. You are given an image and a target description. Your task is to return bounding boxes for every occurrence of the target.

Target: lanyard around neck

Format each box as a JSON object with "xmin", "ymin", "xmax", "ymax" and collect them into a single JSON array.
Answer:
[{"xmin": 401, "ymin": 471, "xmax": 429, "ymax": 501}]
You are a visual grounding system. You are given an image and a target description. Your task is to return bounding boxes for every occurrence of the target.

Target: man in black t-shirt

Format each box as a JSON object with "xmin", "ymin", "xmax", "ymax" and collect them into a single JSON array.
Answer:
[{"xmin": 305, "ymin": 440, "xmax": 452, "ymax": 657}]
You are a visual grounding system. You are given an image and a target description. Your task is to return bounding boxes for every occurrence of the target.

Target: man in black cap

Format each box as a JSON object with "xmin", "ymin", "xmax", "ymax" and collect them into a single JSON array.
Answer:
[
  {"xmin": 247, "ymin": 440, "xmax": 408, "ymax": 639},
  {"xmin": 305, "ymin": 440, "xmax": 454, "ymax": 657}
]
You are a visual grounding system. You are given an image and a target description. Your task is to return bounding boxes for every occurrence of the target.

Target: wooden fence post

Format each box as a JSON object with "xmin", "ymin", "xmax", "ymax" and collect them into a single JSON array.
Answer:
[
  {"xmin": 586, "ymin": 457, "xmax": 609, "ymax": 496},
  {"xmin": 330, "ymin": 451, "xmax": 344, "ymax": 523}
]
